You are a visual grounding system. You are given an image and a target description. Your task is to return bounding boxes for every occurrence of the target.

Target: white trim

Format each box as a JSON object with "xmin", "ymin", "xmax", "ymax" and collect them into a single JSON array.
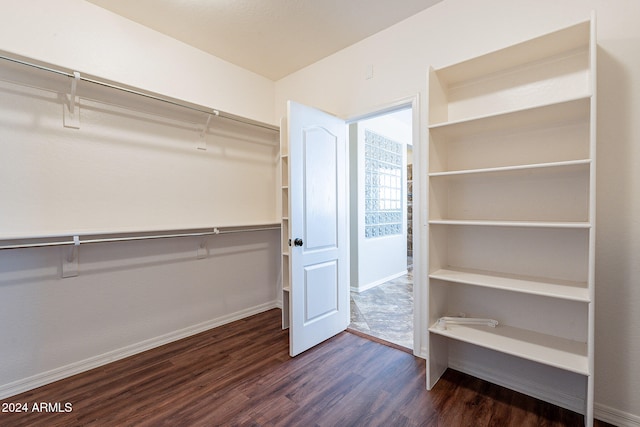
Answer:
[
  {"xmin": 594, "ymin": 403, "xmax": 640, "ymax": 427},
  {"xmin": 344, "ymin": 94, "xmax": 422, "ymax": 358},
  {"xmin": 0, "ymin": 301, "xmax": 279, "ymax": 400},
  {"xmin": 407, "ymin": 94, "xmax": 423, "ymax": 360},
  {"xmin": 351, "ymin": 270, "xmax": 408, "ymax": 293},
  {"xmin": 344, "ymin": 95, "xmax": 417, "ymax": 124},
  {"xmin": 448, "ymin": 356, "xmax": 584, "ymax": 414}
]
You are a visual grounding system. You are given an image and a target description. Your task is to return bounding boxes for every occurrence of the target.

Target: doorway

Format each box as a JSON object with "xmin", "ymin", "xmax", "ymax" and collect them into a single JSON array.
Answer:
[{"xmin": 348, "ymin": 106, "xmax": 414, "ymax": 349}]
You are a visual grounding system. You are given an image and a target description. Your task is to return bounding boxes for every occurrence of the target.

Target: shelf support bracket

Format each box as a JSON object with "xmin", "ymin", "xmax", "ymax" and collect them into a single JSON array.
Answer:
[
  {"xmin": 61, "ymin": 235, "xmax": 80, "ymax": 278},
  {"xmin": 64, "ymin": 71, "xmax": 81, "ymax": 129},
  {"xmin": 196, "ymin": 240, "xmax": 208, "ymax": 259},
  {"xmin": 197, "ymin": 110, "xmax": 218, "ymax": 151}
]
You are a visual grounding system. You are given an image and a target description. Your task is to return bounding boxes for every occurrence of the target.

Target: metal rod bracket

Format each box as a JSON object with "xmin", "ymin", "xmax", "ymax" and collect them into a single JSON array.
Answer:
[
  {"xmin": 63, "ymin": 71, "xmax": 81, "ymax": 129},
  {"xmin": 61, "ymin": 235, "xmax": 80, "ymax": 278},
  {"xmin": 197, "ymin": 114, "xmax": 213, "ymax": 150},
  {"xmin": 196, "ymin": 240, "xmax": 208, "ymax": 259}
]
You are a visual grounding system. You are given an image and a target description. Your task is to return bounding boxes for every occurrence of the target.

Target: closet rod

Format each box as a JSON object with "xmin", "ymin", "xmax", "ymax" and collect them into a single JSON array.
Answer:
[
  {"xmin": 0, "ymin": 225, "xmax": 281, "ymax": 251},
  {"xmin": 0, "ymin": 54, "xmax": 279, "ymax": 132}
]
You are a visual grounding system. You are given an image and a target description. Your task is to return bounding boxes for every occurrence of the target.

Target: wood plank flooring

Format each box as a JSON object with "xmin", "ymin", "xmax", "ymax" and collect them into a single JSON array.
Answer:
[{"xmin": 0, "ymin": 309, "xmax": 611, "ymax": 426}]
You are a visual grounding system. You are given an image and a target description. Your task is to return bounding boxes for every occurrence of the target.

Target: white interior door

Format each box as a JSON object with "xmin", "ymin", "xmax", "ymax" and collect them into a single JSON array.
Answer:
[{"xmin": 288, "ymin": 100, "xmax": 349, "ymax": 357}]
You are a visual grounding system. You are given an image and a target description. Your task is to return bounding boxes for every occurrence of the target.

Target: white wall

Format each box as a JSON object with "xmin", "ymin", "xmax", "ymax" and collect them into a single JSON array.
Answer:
[
  {"xmin": 276, "ymin": 0, "xmax": 640, "ymax": 424},
  {"xmin": 0, "ymin": 0, "xmax": 281, "ymax": 399},
  {"xmin": 353, "ymin": 113, "xmax": 411, "ymax": 292},
  {"xmin": 0, "ymin": 0, "xmax": 276, "ymax": 125}
]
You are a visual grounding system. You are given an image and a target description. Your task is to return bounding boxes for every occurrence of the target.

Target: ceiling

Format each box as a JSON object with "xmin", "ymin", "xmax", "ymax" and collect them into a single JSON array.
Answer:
[{"xmin": 85, "ymin": 0, "xmax": 443, "ymax": 81}]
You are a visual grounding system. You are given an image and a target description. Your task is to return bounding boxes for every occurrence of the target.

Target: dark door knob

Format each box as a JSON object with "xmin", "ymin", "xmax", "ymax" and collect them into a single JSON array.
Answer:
[{"xmin": 294, "ymin": 238, "xmax": 303, "ymax": 247}]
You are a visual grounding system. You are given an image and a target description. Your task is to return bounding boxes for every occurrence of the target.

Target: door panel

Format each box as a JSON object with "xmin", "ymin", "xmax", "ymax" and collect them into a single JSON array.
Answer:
[
  {"xmin": 303, "ymin": 127, "xmax": 338, "ymax": 250},
  {"xmin": 288, "ymin": 101, "xmax": 348, "ymax": 357},
  {"xmin": 304, "ymin": 261, "xmax": 338, "ymax": 322}
]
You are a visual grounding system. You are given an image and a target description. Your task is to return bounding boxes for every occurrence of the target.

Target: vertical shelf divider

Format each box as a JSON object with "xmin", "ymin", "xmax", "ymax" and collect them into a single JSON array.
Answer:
[{"xmin": 280, "ymin": 117, "xmax": 291, "ymax": 329}]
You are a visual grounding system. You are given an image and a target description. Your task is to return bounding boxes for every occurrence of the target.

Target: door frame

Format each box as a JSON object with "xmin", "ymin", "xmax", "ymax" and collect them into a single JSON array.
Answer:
[{"xmin": 345, "ymin": 94, "xmax": 424, "ymax": 358}]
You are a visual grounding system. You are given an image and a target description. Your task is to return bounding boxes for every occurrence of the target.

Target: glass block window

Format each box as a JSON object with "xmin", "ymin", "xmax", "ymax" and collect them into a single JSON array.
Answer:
[{"xmin": 364, "ymin": 130, "xmax": 403, "ymax": 239}]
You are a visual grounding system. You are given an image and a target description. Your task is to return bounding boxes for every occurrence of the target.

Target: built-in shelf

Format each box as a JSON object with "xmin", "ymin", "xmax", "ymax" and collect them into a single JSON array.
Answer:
[
  {"xmin": 429, "ymin": 267, "xmax": 589, "ymax": 302},
  {"xmin": 432, "ymin": 21, "xmax": 590, "ymax": 89},
  {"xmin": 428, "ymin": 159, "xmax": 591, "ymax": 178},
  {"xmin": 428, "ymin": 220, "xmax": 591, "ymax": 229},
  {"xmin": 428, "ymin": 96, "xmax": 591, "ymax": 134},
  {"xmin": 426, "ymin": 16, "xmax": 596, "ymax": 426},
  {"xmin": 280, "ymin": 117, "xmax": 291, "ymax": 330},
  {"xmin": 428, "ymin": 20, "xmax": 591, "ymax": 126},
  {"xmin": 428, "ymin": 98, "xmax": 591, "ymax": 174},
  {"xmin": 429, "ymin": 323, "xmax": 589, "ymax": 375}
]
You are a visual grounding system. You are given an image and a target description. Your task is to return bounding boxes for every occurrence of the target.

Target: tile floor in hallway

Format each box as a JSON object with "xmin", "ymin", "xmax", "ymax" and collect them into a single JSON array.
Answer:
[{"xmin": 349, "ymin": 271, "xmax": 413, "ymax": 349}]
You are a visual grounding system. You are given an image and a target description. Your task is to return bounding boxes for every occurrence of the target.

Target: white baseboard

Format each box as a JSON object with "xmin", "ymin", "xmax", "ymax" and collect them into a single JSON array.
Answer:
[
  {"xmin": 0, "ymin": 301, "xmax": 279, "ymax": 400},
  {"xmin": 448, "ymin": 356, "xmax": 584, "ymax": 414},
  {"xmin": 351, "ymin": 270, "xmax": 408, "ymax": 293},
  {"xmin": 594, "ymin": 402, "xmax": 640, "ymax": 427}
]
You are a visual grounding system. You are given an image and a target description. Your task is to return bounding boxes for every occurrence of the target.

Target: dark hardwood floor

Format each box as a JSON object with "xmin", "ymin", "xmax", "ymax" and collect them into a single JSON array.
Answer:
[{"xmin": 0, "ymin": 309, "xmax": 611, "ymax": 426}]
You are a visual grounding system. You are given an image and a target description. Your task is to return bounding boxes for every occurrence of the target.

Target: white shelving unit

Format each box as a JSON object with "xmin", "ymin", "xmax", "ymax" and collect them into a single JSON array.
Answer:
[
  {"xmin": 280, "ymin": 119, "xmax": 291, "ymax": 329},
  {"xmin": 426, "ymin": 16, "xmax": 596, "ymax": 426}
]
